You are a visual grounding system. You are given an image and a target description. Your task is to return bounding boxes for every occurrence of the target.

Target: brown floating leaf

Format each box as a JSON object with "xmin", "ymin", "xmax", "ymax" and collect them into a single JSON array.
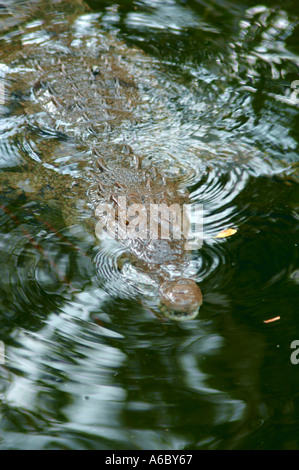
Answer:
[
  {"xmin": 214, "ymin": 228, "xmax": 237, "ymax": 239},
  {"xmin": 263, "ymin": 316, "xmax": 280, "ymax": 324}
]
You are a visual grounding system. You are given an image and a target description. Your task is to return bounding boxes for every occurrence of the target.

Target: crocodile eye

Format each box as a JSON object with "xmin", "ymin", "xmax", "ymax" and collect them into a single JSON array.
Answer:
[
  {"xmin": 159, "ymin": 279, "xmax": 202, "ymax": 321},
  {"xmin": 117, "ymin": 254, "xmax": 131, "ymax": 271},
  {"xmin": 92, "ymin": 65, "xmax": 100, "ymax": 76}
]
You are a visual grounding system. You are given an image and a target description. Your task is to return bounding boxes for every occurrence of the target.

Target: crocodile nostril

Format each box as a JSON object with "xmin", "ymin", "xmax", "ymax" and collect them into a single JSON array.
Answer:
[{"xmin": 159, "ymin": 279, "xmax": 202, "ymax": 320}]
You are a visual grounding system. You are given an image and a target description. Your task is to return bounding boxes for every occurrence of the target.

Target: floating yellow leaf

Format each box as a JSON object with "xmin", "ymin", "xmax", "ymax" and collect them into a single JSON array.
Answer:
[
  {"xmin": 263, "ymin": 316, "xmax": 280, "ymax": 324},
  {"xmin": 214, "ymin": 228, "xmax": 237, "ymax": 239}
]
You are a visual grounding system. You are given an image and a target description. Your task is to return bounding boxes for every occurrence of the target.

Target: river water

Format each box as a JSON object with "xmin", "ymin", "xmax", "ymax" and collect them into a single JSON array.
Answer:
[{"xmin": 0, "ymin": 0, "xmax": 298, "ymax": 449}]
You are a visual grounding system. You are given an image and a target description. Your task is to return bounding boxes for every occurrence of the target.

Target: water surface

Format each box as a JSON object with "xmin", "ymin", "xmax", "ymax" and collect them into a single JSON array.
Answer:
[{"xmin": 0, "ymin": 0, "xmax": 298, "ymax": 449}]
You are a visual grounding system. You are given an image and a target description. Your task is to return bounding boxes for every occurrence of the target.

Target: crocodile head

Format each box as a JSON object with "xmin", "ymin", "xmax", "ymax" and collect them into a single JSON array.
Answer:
[
  {"xmin": 94, "ymin": 164, "xmax": 203, "ymax": 321},
  {"xmin": 159, "ymin": 278, "xmax": 202, "ymax": 321}
]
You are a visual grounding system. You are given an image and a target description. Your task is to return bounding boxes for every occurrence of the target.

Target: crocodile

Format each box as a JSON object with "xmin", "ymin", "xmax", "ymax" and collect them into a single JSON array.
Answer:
[{"xmin": 0, "ymin": 0, "xmax": 203, "ymax": 320}]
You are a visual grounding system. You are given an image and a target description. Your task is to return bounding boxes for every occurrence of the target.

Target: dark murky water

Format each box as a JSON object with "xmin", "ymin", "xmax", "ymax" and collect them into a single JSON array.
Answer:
[{"xmin": 0, "ymin": 0, "xmax": 298, "ymax": 449}]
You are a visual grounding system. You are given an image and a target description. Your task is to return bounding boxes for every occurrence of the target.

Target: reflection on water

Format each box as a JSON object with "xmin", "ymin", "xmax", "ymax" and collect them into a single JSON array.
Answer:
[{"xmin": 0, "ymin": 0, "xmax": 298, "ymax": 449}]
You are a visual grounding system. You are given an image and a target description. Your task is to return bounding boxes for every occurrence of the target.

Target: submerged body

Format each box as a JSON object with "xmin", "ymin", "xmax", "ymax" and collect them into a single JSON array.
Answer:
[{"xmin": 0, "ymin": 0, "xmax": 202, "ymax": 319}]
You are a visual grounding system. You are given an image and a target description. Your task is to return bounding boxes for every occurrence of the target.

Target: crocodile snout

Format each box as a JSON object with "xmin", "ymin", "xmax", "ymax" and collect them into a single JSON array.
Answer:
[{"xmin": 159, "ymin": 279, "xmax": 202, "ymax": 321}]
